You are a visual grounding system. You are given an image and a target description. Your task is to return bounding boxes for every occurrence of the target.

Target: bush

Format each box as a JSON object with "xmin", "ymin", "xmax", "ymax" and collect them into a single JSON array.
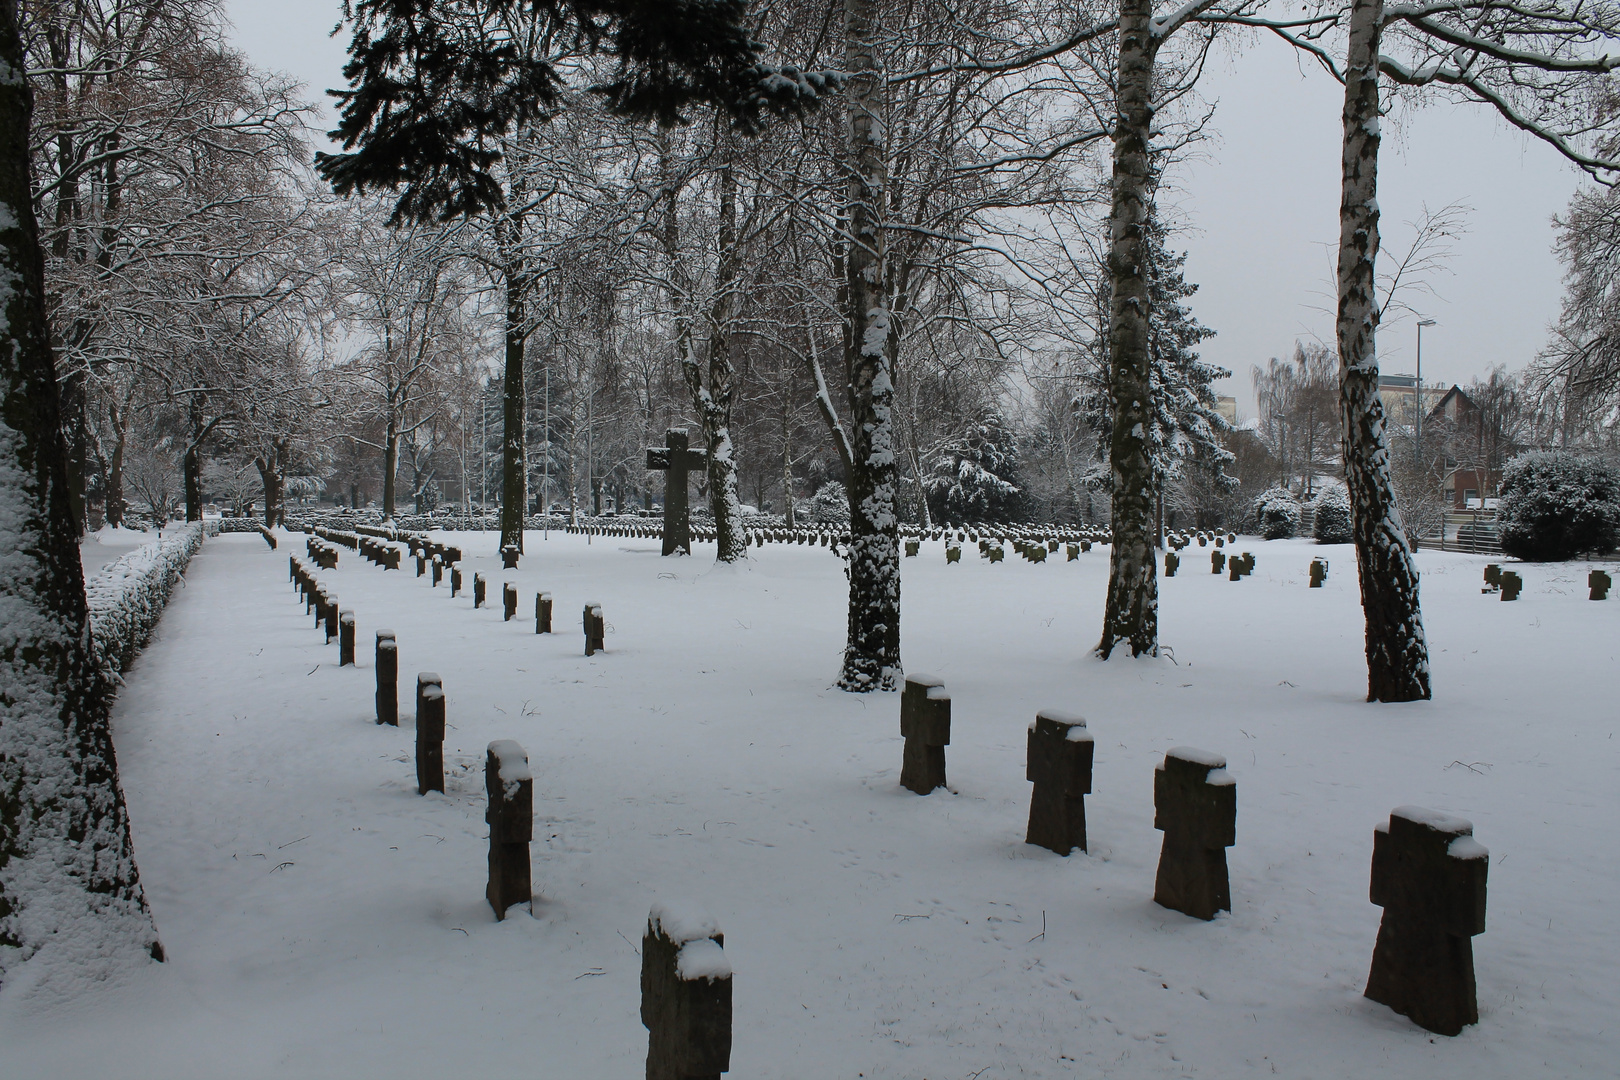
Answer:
[
  {"xmin": 810, "ymin": 481, "xmax": 850, "ymax": 523},
  {"xmin": 1498, "ymin": 450, "xmax": 1620, "ymax": 561},
  {"xmin": 86, "ymin": 522, "xmax": 206, "ymax": 677},
  {"xmin": 1253, "ymin": 486, "xmax": 1301, "ymax": 539},
  {"xmin": 1313, "ymin": 484, "xmax": 1353, "ymax": 544}
]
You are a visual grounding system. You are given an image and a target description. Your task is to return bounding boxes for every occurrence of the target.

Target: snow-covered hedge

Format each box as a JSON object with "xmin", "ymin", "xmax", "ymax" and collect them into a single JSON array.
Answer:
[
  {"xmin": 1498, "ymin": 451, "xmax": 1620, "ymax": 562},
  {"xmin": 1313, "ymin": 485, "xmax": 1353, "ymax": 544},
  {"xmin": 86, "ymin": 522, "xmax": 206, "ymax": 677},
  {"xmin": 1253, "ymin": 487, "xmax": 1301, "ymax": 540}
]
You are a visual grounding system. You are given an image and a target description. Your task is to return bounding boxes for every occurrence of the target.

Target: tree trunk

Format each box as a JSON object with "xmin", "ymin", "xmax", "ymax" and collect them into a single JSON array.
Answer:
[
  {"xmin": 700, "ymin": 159, "xmax": 748, "ymax": 562},
  {"xmin": 837, "ymin": 0, "xmax": 902, "ymax": 692},
  {"xmin": 1097, "ymin": 0, "xmax": 1160, "ymax": 660},
  {"xmin": 104, "ymin": 402, "xmax": 126, "ymax": 529},
  {"xmin": 1337, "ymin": 0, "xmax": 1432, "ymax": 702},
  {"xmin": 382, "ymin": 418, "xmax": 399, "ymax": 522},
  {"xmin": 781, "ymin": 404, "xmax": 796, "ymax": 529},
  {"xmin": 61, "ymin": 364, "xmax": 87, "ymax": 535},
  {"xmin": 499, "ymin": 242, "xmax": 527, "ymax": 552},
  {"xmin": 0, "ymin": 2, "xmax": 159, "ymax": 986},
  {"xmin": 183, "ymin": 403, "xmax": 204, "ymax": 523}
]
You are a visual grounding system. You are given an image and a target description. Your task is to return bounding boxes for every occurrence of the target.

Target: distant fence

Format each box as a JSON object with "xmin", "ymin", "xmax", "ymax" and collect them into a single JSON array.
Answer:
[{"xmin": 1423, "ymin": 510, "xmax": 1501, "ymax": 555}]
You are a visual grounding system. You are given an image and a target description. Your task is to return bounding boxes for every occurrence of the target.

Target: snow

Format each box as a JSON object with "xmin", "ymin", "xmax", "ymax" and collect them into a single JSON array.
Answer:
[
  {"xmin": 1448, "ymin": 836, "xmax": 1490, "ymax": 862},
  {"xmin": 650, "ymin": 900, "xmax": 721, "ymax": 946},
  {"xmin": 3, "ymin": 532, "xmax": 1617, "ymax": 1077},
  {"xmin": 675, "ymin": 938, "xmax": 732, "ymax": 982},
  {"xmin": 1167, "ymin": 746, "xmax": 1227, "ymax": 770},
  {"xmin": 1391, "ymin": 805, "xmax": 1473, "ymax": 836},
  {"xmin": 488, "ymin": 740, "xmax": 531, "ymax": 792}
]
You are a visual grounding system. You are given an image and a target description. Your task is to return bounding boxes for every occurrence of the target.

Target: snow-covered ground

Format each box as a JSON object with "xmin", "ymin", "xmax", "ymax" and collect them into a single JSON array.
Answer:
[{"xmin": 4, "ymin": 530, "xmax": 1615, "ymax": 1078}]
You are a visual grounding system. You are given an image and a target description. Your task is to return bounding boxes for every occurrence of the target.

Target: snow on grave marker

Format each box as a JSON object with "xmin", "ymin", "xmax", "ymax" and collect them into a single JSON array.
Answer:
[
  {"xmin": 431, "ymin": 553, "xmax": 443, "ymax": 586},
  {"xmin": 1025, "ymin": 710, "xmax": 1093, "ymax": 854},
  {"xmin": 485, "ymin": 740, "xmax": 533, "ymax": 919},
  {"xmin": 503, "ymin": 582, "xmax": 517, "ymax": 622},
  {"xmin": 536, "ymin": 591, "xmax": 553, "ymax": 634},
  {"xmin": 474, "ymin": 573, "xmax": 487, "ymax": 609},
  {"xmin": 584, "ymin": 602, "xmax": 605, "ymax": 656},
  {"xmin": 450, "ymin": 565, "xmax": 461, "ymax": 598},
  {"xmin": 1153, "ymin": 748, "xmax": 1236, "ymax": 920},
  {"xmin": 899, "ymin": 674, "xmax": 950, "ymax": 794},
  {"xmin": 1365, "ymin": 806, "xmax": 1489, "ymax": 1037},
  {"xmin": 415, "ymin": 673, "xmax": 445, "ymax": 795},
  {"xmin": 375, "ymin": 631, "xmax": 397, "ymax": 726},
  {"xmin": 642, "ymin": 901, "xmax": 732, "ymax": 1080},
  {"xmin": 339, "ymin": 611, "xmax": 356, "ymax": 666}
]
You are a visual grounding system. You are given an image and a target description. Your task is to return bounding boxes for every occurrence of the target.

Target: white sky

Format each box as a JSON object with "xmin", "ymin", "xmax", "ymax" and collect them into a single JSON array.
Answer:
[{"xmin": 223, "ymin": 0, "xmax": 1590, "ymax": 418}]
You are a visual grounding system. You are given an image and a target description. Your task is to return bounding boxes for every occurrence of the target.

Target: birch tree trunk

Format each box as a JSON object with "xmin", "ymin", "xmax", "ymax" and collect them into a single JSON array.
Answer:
[
  {"xmin": 0, "ymin": 0, "xmax": 160, "ymax": 987},
  {"xmin": 1337, "ymin": 0, "xmax": 1432, "ymax": 701},
  {"xmin": 837, "ymin": 0, "xmax": 902, "ymax": 691},
  {"xmin": 383, "ymin": 415, "xmax": 399, "ymax": 521},
  {"xmin": 1096, "ymin": 0, "xmax": 1160, "ymax": 659}
]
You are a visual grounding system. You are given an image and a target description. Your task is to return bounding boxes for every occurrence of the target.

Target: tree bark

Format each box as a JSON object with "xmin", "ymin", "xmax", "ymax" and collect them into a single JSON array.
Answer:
[
  {"xmin": 256, "ymin": 437, "xmax": 285, "ymax": 528},
  {"xmin": 698, "ymin": 158, "xmax": 748, "ymax": 562},
  {"xmin": 837, "ymin": 0, "xmax": 902, "ymax": 692},
  {"xmin": 1097, "ymin": 0, "xmax": 1160, "ymax": 659},
  {"xmin": 104, "ymin": 400, "xmax": 126, "ymax": 528},
  {"xmin": 1337, "ymin": 0, "xmax": 1432, "ymax": 702},
  {"xmin": 498, "ymin": 213, "xmax": 527, "ymax": 553},
  {"xmin": 0, "ymin": 0, "xmax": 159, "ymax": 986}
]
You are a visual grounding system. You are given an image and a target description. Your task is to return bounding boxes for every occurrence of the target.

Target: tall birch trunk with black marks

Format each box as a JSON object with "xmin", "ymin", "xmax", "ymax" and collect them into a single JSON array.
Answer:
[
  {"xmin": 1337, "ymin": 0, "xmax": 1431, "ymax": 701},
  {"xmin": 837, "ymin": 0, "xmax": 902, "ymax": 691},
  {"xmin": 0, "ymin": 1, "xmax": 159, "ymax": 987},
  {"xmin": 1096, "ymin": 0, "xmax": 1160, "ymax": 659}
]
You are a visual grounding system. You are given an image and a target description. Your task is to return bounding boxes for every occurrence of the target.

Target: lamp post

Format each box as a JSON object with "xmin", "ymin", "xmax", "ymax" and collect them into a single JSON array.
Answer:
[{"xmin": 1415, "ymin": 319, "xmax": 1436, "ymax": 468}]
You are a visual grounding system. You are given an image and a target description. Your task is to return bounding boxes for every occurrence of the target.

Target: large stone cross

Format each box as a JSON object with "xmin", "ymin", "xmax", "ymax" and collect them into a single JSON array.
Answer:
[
  {"xmin": 1365, "ymin": 805, "xmax": 1489, "ymax": 1036},
  {"xmin": 646, "ymin": 427, "xmax": 708, "ymax": 556}
]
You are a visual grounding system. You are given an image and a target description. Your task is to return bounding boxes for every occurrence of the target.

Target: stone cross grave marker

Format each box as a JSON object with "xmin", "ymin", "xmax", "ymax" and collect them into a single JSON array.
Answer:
[
  {"xmin": 1590, "ymin": 568, "xmax": 1611, "ymax": 600},
  {"xmin": 642, "ymin": 901, "xmax": 732, "ymax": 1080},
  {"xmin": 416, "ymin": 673, "xmax": 445, "ymax": 795},
  {"xmin": 375, "ymin": 631, "xmax": 397, "ymax": 726},
  {"xmin": 1309, "ymin": 558, "xmax": 1328, "ymax": 588},
  {"xmin": 502, "ymin": 543, "xmax": 520, "ymax": 569},
  {"xmin": 1365, "ymin": 805, "xmax": 1488, "ymax": 1036},
  {"xmin": 485, "ymin": 739, "xmax": 533, "ymax": 919},
  {"xmin": 1499, "ymin": 570, "xmax": 1522, "ymax": 601},
  {"xmin": 1211, "ymin": 550, "xmax": 1225, "ymax": 575},
  {"xmin": 1164, "ymin": 551, "xmax": 1179, "ymax": 577},
  {"xmin": 899, "ymin": 674, "xmax": 950, "ymax": 794},
  {"xmin": 1153, "ymin": 747, "xmax": 1235, "ymax": 920},
  {"xmin": 1025, "ymin": 709, "xmax": 1093, "ymax": 855},
  {"xmin": 646, "ymin": 428, "xmax": 708, "ymax": 556}
]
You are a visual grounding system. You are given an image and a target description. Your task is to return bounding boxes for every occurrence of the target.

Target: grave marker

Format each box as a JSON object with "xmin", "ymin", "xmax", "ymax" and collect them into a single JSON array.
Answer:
[
  {"xmin": 647, "ymin": 428, "xmax": 708, "ymax": 556},
  {"xmin": 899, "ymin": 674, "xmax": 950, "ymax": 794},
  {"xmin": 503, "ymin": 582, "xmax": 518, "ymax": 622},
  {"xmin": 536, "ymin": 591, "xmax": 553, "ymax": 634},
  {"xmin": 474, "ymin": 573, "xmax": 487, "ymax": 609},
  {"xmin": 584, "ymin": 602, "xmax": 605, "ymax": 655},
  {"xmin": 375, "ymin": 631, "xmax": 397, "ymax": 726},
  {"xmin": 1025, "ymin": 709, "xmax": 1093, "ymax": 855},
  {"xmin": 485, "ymin": 740, "xmax": 533, "ymax": 919},
  {"xmin": 431, "ymin": 553, "xmax": 443, "ymax": 586},
  {"xmin": 1164, "ymin": 551, "xmax": 1179, "ymax": 577},
  {"xmin": 1153, "ymin": 748, "xmax": 1235, "ymax": 920},
  {"xmin": 1499, "ymin": 570, "xmax": 1522, "ymax": 601},
  {"xmin": 416, "ymin": 673, "xmax": 445, "ymax": 795},
  {"xmin": 339, "ymin": 611, "xmax": 356, "ymax": 666},
  {"xmin": 1309, "ymin": 558, "xmax": 1328, "ymax": 588},
  {"xmin": 642, "ymin": 902, "xmax": 732, "ymax": 1080},
  {"xmin": 502, "ymin": 544, "xmax": 520, "ymax": 569},
  {"xmin": 1365, "ymin": 806, "xmax": 1488, "ymax": 1036},
  {"xmin": 1590, "ymin": 568, "xmax": 1611, "ymax": 600},
  {"xmin": 1211, "ymin": 550, "xmax": 1225, "ymax": 575}
]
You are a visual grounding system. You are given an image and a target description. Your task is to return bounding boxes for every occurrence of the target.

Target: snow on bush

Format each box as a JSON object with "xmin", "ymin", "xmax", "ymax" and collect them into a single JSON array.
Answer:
[
  {"xmin": 810, "ymin": 481, "xmax": 850, "ymax": 523},
  {"xmin": 86, "ymin": 521, "xmax": 206, "ymax": 677},
  {"xmin": 1497, "ymin": 450, "xmax": 1620, "ymax": 561},
  {"xmin": 1252, "ymin": 486, "xmax": 1301, "ymax": 540},
  {"xmin": 1313, "ymin": 484, "xmax": 1353, "ymax": 544}
]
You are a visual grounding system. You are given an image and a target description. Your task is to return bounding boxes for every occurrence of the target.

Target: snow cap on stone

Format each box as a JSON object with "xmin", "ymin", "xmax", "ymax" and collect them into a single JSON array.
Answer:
[{"xmin": 649, "ymin": 899, "xmax": 721, "ymax": 945}]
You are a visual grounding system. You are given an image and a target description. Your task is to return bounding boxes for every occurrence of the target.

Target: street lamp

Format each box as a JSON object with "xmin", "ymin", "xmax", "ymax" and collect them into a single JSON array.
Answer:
[{"xmin": 1415, "ymin": 319, "xmax": 1437, "ymax": 467}]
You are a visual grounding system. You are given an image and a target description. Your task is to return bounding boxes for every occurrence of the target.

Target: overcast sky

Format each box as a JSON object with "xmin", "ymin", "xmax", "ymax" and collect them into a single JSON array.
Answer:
[{"xmin": 223, "ymin": 0, "xmax": 1589, "ymax": 417}]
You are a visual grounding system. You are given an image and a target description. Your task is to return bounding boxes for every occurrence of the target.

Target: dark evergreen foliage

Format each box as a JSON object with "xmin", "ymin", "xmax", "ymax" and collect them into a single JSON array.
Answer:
[
  {"xmin": 317, "ymin": 0, "xmax": 836, "ymax": 222},
  {"xmin": 1313, "ymin": 484, "xmax": 1354, "ymax": 544},
  {"xmin": 923, "ymin": 412, "xmax": 1026, "ymax": 523},
  {"xmin": 1498, "ymin": 450, "xmax": 1620, "ymax": 561}
]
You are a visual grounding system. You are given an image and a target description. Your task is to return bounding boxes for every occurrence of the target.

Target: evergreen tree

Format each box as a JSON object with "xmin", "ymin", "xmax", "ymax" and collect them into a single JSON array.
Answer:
[
  {"xmin": 1081, "ymin": 203, "xmax": 1234, "ymax": 499},
  {"xmin": 924, "ymin": 412, "xmax": 1026, "ymax": 524}
]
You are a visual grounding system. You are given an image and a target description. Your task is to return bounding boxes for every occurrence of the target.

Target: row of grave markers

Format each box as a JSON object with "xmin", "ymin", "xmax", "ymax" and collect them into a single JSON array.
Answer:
[{"xmin": 899, "ymin": 673, "xmax": 1488, "ymax": 1038}]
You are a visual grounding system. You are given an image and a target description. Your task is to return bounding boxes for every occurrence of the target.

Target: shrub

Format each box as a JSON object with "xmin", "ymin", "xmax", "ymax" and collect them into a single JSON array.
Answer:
[
  {"xmin": 1253, "ymin": 486, "xmax": 1301, "ymax": 539},
  {"xmin": 810, "ymin": 481, "xmax": 850, "ymax": 523},
  {"xmin": 1313, "ymin": 484, "xmax": 1354, "ymax": 544},
  {"xmin": 1497, "ymin": 450, "xmax": 1620, "ymax": 561},
  {"xmin": 86, "ymin": 522, "xmax": 206, "ymax": 677}
]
